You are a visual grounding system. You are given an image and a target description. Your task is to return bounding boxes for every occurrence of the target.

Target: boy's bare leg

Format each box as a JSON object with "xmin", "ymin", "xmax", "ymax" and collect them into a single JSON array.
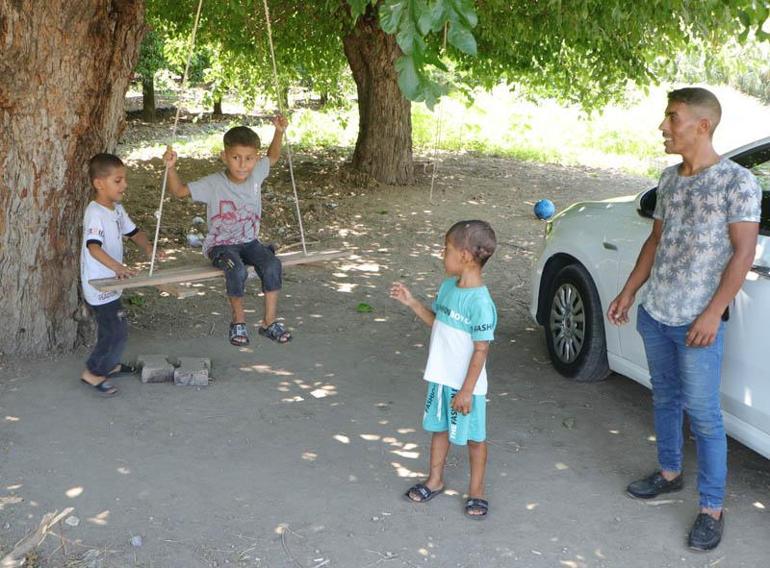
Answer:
[
  {"xmin": 467, "ymin": 441, "xmax": 488, "ymax": 506},
  {"xmin": 424, "ymin": 431, "xmax": 450, "ymax": 491},
  {"xmin": 229, "ymin": 296, "xmax": 246, "ymax": 323},
  {"xmin": 263, "ymin": 290, "xmax": 279, "ymax": 327}
]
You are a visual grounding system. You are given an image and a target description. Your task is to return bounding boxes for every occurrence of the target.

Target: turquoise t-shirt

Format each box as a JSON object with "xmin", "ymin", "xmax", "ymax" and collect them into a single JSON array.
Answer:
[{"xmin": 423, "ymin": 278, "xmax": 497, "ymax": 395}]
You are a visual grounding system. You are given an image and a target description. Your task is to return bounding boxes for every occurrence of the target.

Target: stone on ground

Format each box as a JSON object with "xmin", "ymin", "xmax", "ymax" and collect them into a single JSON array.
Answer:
[
  {"xmin": 173, "ymin": 357, "xmax": 210, "ymax": 387},
  {"xmin": 136, "ymin": 354, "xmax": 174, "ymax": 383}
]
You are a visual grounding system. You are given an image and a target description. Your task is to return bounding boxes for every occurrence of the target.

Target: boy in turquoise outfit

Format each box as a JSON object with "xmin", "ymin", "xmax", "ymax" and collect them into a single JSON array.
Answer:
[{"xmin": 390, "ymin": 220, "xmax": 497, "ymax": 519}]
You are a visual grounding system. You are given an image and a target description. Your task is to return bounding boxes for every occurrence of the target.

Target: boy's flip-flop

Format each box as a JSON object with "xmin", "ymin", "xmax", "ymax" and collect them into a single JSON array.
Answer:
[
  {"xmin": 258, "ymin": 321, "xmax": 292, "ymax": 344},
  {"xmin": 108, "ymin": 363, "xmax": 137, "ymax": 377},
  {"xmin": 464, "ymin": 498, "xmax": 489, "ymax": 520},
  {"xmin": 229, "ymin": 323, "xmax": 250, "ymax": 346},
  {"xmin": 404, "ymin": 483, "xmax": 444, "ymax": 503},
  {"xmin": 80, "ymin": 378, "xmax": 118, "ymax": 397}
]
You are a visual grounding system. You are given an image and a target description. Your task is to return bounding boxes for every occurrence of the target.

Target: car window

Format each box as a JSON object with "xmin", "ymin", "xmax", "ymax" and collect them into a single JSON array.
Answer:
[
  {"xmin": 753, "ymin": 160, "xmax": 770, "ymax": 236},
  {"xmin": 753, "ymin": 160, "xmax": 770, "ymax": 192}
]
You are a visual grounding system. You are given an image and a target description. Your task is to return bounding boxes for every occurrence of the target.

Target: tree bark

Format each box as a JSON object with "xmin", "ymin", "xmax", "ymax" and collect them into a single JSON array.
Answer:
[
  {"xmin": 0, "ymin": 0, "xmax": 145, "ymax": 357},
  {"xmin": 212, "ymin": 96, "xmax": 223, "ymax": 116},
  {"xmin": 142, "ymin": 75, "xmax": 156, "ymax": 121},
  {"xmin": 342, "ymin": 10, "xmax": 413, "ymax": 185}
]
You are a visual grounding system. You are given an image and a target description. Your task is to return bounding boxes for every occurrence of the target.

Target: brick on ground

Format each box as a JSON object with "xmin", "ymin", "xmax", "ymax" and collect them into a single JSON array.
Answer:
[
  {"xmin": 173, "ymin": 357, "xmax": 210, "ymax": 387},
  {"xmin": 136, "ymin": 354, "xmax": 174, "ymax": 383}
]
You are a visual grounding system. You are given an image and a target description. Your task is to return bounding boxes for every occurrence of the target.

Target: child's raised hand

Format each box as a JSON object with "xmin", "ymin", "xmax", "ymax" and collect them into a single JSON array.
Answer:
[
  {"xmin": 451, "ymin": 389, "xmax": 473, "ymax": 415},
  {"xmin": 162, "ymin": 145, "xmax": 178, "ymax": 167},
  {"xmin": 389, "ymin": 282, "xmax": 413, "ymax": 306},
  {"xmin": 272, "ymin": 115, "xmax": 288, "ymax": 132}
]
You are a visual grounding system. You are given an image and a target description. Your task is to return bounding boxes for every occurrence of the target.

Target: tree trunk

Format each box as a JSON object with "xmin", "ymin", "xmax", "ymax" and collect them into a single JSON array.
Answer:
[
  {"xmin": 212, "ymin": 96, "xmax": 223, "ymax": 116},
  {"xmin": 0, "ymin": 0, "xmax": 145, "ymax": 358},
  {"xmin": 142, "ymin": 75, "xmax": 156, "ymax": 122},
  {"xmin": 342, "ymin": 12, "xmax": 413, "ymax": 185}
]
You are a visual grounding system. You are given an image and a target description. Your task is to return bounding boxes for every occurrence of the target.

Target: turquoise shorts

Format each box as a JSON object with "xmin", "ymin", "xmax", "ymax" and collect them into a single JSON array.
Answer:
[{"xmin": 422, "ymin": 382, "xmax": 486, "ymax": 445}]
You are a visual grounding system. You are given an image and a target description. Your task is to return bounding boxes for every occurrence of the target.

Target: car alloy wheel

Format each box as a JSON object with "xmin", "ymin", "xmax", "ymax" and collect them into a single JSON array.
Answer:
[{"xmin": 549, "ymin": 282, "xmax": 585, "ymax": 364}]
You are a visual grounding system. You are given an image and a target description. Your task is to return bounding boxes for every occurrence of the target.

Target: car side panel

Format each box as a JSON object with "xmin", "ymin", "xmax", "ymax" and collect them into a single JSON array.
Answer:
[{"xmin": 530, "ymin": 203, "xmax": 622, "ymax": 356}]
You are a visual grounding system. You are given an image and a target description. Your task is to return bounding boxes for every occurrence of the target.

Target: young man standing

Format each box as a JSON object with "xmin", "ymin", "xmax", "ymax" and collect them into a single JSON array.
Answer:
[{"xmin": 608, "ymin": 87, "xmax": 761, "ymax": 551}]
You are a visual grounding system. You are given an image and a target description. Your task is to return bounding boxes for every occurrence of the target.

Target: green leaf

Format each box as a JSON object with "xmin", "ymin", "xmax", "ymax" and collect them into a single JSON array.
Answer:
[
  {"xmin": 738, "ymin": 10, "xmax": 751, "ymax": 29},
  {"xmin": 356, "ymin": 303, "xmax": 374, "ymax": 313},
  {"xmin": 379, "ymin": 0, "xmax": 406, "ymax": 34},
  {"xmin": 417, "ymin": 7, "xmax": 434, "ymax": 35},
  {"xmin": 396, "ymin": 17, "xmax": 418, "ymax": 55},
  {"xmin": 447, "ymin": 22, "xmax": 477, "ymax": 56},
  {"xmin": 348, "ymin": 0, "xmax": 372, "ymax": 20},
  {"xmin": 395, "ymin": 54, "xmax": 422, "ymax": 100},
  {"xmin": 450, "ymin": 0, "xmax": 477, "ymax": 28}
]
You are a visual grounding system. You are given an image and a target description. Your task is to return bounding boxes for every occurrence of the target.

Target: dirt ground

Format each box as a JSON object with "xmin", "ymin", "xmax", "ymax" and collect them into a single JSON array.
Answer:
[{"xmin": 2, "ymin": 142, "xmax": 770, "ymax": 568}]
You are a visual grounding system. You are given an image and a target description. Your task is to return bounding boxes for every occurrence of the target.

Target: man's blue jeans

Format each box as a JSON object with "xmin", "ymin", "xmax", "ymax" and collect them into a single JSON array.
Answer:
[{"xmin": 636, "ymin": 305, "xmax": 727, "ymax": 509}]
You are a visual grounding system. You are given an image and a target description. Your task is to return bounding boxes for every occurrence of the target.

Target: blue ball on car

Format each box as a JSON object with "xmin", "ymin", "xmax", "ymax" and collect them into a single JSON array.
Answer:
[{"xmin": 534, "ymin": 199, "xmax": 556, "ymax": 220}]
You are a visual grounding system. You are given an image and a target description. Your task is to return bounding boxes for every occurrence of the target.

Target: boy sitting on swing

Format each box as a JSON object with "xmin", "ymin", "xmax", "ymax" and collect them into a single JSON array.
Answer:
[{"xmin": 163, "ymin": 116, "xmax": 292, "ymax": 346}]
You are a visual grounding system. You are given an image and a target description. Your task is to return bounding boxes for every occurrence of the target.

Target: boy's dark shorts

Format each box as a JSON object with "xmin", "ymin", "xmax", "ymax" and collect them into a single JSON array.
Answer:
[{"xmin": 209, "ymin": 240, "xmax": 282, "ymax": 297}]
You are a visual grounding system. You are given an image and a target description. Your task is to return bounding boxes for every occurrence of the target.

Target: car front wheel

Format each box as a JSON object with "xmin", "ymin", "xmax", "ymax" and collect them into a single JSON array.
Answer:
[{"xmin": 544, "ymin": 264, "xmax": 610, "ymax": 382}]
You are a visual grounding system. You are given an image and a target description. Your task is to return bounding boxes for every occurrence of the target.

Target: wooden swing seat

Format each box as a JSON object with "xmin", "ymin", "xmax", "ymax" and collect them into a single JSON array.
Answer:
[{"xmin": 89, "ymin": 250, "xmax": 347, "ymax": 295}]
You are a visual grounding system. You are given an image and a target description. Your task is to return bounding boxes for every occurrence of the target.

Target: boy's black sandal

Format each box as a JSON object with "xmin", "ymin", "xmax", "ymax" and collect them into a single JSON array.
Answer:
[
  {"xmin": 229, "ymin": 323, "xmax": 250, "ymax": 346},
  {"xmin": 108, "ymin": 363, "xmax": 137, "ymax": 377},
  {"xmin": 404, "ymin": 483, "xmax": 444, "ymax": 503},
  {"xmin": 464, "ymin": 498, "xmax": 489, "ymax": 519},
  {"xmin": 259, "ymin": 321, "xmax": 292, "ymax": 344},
  {"xmin": 80, "ymin": 378, "xmax": 118, "ymax": 397}
]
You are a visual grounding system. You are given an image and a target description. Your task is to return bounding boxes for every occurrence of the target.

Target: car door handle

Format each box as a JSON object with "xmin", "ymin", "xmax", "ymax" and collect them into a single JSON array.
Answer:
[
  {"xmin": 751, "ymin": 264, "xmax": 770, "ymax": 279},
  {"xmin": 603, "ymin": 242, "xmax": 618, "ymax": 251}
]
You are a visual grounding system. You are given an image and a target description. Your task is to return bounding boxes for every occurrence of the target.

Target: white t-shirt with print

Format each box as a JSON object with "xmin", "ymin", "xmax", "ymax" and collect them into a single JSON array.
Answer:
[
  {"xmin": 188, "ymin": 158, "xmax": 271, "ymax": 256},
  {"xmin": 423, "ymin": 278, "xmax": 497, "ymax": 395},
  {"xmin": 80, "ymin": 201, "xmax": 137, "ymax": 306}
]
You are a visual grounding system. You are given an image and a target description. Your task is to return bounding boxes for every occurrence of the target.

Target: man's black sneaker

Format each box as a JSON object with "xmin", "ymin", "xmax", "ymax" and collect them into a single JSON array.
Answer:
[
  {"xmin": 626, "ymin": 471, "xmax": 683, "ymax": 499},
  {"xmin": 688, "ymin": 511, "xmax": 724, "ymax": 551}
]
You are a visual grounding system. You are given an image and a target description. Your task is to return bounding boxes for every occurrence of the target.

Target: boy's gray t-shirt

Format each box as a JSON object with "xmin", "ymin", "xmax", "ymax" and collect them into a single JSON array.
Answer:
[
  {"xmin": 188, "ymin": 157, "xmax": 270, "ymax": 256},
  {"xmin": 641, "ymin": 158, "xmax": 762, "ymax": 326}
]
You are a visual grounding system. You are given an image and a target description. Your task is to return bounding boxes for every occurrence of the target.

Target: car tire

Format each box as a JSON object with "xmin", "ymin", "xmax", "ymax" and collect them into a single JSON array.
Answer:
[{"xmin": 543, "ymin": 264, "xmax": 610, "ymax": 382}]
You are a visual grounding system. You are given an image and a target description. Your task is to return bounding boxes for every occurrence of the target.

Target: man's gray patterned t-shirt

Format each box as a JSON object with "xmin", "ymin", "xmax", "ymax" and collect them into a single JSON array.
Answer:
[{"xmin": 641, "ymin": 158, "xmax": 761, "ymax": 326}]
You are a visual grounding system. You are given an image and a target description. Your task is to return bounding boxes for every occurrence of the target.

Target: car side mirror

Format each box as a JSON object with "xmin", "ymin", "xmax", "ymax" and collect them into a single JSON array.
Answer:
[{"xmin": 637, "ymin": 188, "xmax": 657, "ymax": 219}]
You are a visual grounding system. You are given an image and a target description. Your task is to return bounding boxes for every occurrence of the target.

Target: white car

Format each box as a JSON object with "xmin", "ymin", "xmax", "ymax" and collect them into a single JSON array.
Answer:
[{"xmin": 530, "ymin": 137, "xmax": 770, "ymax": 458}]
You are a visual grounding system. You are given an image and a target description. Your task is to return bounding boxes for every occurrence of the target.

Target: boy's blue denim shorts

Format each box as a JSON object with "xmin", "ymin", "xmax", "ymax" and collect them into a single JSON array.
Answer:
[
  {"xmin": 422, "ymin": 381, "xmax": 486, "ymax": 445},
  {"xmin": 209, "ymin": 239, "xmax": 282, "ymax": 297}
]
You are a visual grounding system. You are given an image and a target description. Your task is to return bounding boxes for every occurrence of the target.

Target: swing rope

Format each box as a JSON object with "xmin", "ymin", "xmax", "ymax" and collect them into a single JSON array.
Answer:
[
  {"xmin": 149, "ymin": 0, "xmax": 205, "ymax": 276},
  {"xmin": 428, "ymin": 103, "xmax": 444, "ymax": 204},
  {"xmin": 261, "ymin": 0, "xmax": 308, "ymax": 256},
  {"xmin": 429, "ymin": 24, "xmax": 449, "ymax": 205}
]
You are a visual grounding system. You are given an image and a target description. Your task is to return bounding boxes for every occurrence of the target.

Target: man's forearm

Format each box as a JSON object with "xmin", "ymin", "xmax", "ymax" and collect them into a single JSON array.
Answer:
[{"xmin": 703, "ymin": 250, "xmax": 755, "ymax": 317}]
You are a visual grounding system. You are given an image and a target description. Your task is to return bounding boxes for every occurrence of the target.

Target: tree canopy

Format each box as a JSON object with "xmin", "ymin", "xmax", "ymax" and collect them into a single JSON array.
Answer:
[{"xmin": 145, "ymin": 0, "xmax": 769, "ymax": 109}]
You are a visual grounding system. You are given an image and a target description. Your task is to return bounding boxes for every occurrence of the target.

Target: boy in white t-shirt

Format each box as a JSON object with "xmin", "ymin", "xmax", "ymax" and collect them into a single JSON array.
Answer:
[
  {"xmin": 80, "ymin": 153, "xmax": 155, "ymax": 396},
  {"xmin": 390, "ymin": 220, "xmax": 498, "ymax": 520}
]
